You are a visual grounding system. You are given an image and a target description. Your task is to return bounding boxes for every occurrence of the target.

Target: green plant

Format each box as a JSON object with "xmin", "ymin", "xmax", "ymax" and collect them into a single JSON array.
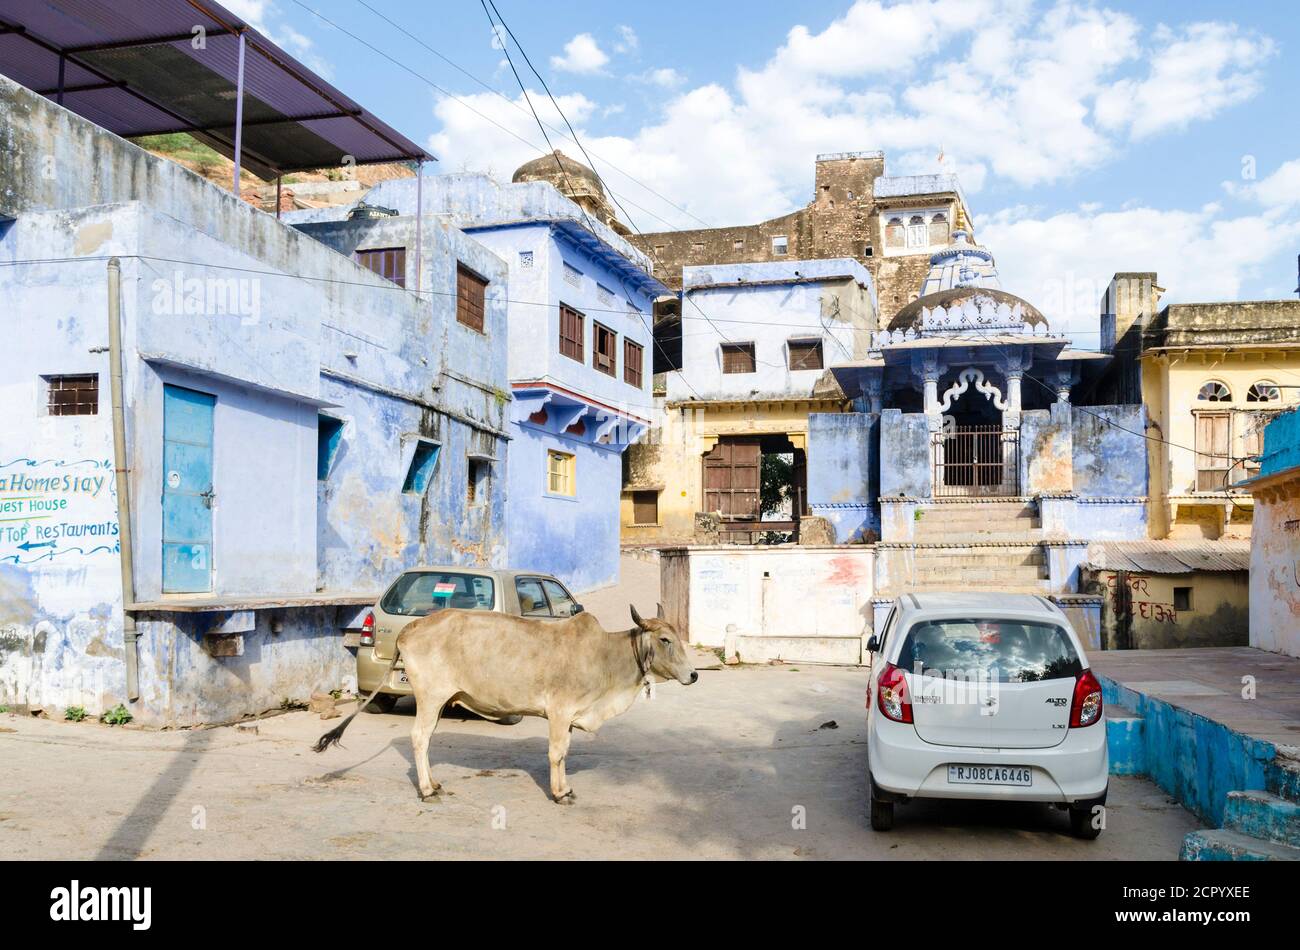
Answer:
[
  {"xmin": 280, "ymin": 697, "xmax": 307, "ymax": 711},
  {"xmin": 914, "ymin": 508, "xmax": 923, "ymax": 521},
  {"xmin": 760, "ymin": 453, "xmax": 794, "ymax": 516},
  {"xmin": 0, "ymin": 706, "xmax": 8, "ymax": 714},
  {"xmin": 100, "ymin": 704, "xmax": 132, "ymax": 726},
  {"xmin": 65, "ymin": 706, "xmax": 87, "ymax": 722},
  {"xmin": 330, "ymin": 689, "xmax": 342, "ymax": 700}
]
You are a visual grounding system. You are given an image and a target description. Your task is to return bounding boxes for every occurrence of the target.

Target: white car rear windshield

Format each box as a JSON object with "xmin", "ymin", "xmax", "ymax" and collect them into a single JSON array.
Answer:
[
  {"xmin": 897, "ymin": 618, "xmax": 1081, "ymax": 683},
  {"xmin": 381, "ymin": 572, "xmax": 495, "ymax": 616}
]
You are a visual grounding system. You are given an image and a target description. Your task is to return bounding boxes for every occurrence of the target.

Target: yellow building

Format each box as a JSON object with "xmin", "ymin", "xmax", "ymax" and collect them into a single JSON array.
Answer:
[
  {"xmin": 621, "ymin": 396, "xmax": 850, "ymax": 542},
  {"xmin": 1140, "ymin": 301, "xmax": 1300, "ymax": 539}
]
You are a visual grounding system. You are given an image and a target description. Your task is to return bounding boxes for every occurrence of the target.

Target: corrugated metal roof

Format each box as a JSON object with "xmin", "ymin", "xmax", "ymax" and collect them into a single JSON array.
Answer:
[
  {"xmin": 0, "ymin": 0, "xmax": 432, "ymax": 178},
  {"xmin": 1085, "ymin": 540, "xmax": 1251, "ymax": 574}
]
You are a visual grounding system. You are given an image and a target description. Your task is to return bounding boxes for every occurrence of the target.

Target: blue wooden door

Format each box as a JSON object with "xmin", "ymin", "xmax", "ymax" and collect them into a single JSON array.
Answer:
[{"xmin": 162, "ymin": 385, "xmax": 215, "ymax": 593}]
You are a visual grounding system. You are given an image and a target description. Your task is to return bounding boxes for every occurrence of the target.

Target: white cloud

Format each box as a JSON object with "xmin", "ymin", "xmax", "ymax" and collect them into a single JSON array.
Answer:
[
  {"xmin": 1094, "ymin": 23, "xmax": 1274, "ymax": 138},
  {"xmin": 551, "ymin": 33, "xmax": 610, "ymax": 74},
  {"xmin": 224, "ymin": 0, "xmax": 329, "ymax": 75},
  {"xmin": 634, "ymin": 68, "xmax": 686, "ymax": 89},
  {"xmin": 430, "ymin": 0, "xmax": 1275, "ymax": 241},
  {"xmin": 979, "ymin": 198, "xmax": 1300, "ymax": 343},
  {"xmin": 1223, "ymin": 158, "xmax": 1300, "ymax": 213},
  {"xmin": 615, "ymin": 25, "xmax": 639, "ymax": 54}
]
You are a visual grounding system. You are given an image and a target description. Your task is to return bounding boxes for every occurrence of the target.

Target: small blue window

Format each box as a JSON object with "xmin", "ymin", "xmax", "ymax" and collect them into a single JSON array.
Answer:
[
  {"xmin": 403, "ymin": 439, "xmax": 440, "ymax": 494},
  {"xmin": 318, "ymin": 415, "xmax": 344, "ymax": 480}
]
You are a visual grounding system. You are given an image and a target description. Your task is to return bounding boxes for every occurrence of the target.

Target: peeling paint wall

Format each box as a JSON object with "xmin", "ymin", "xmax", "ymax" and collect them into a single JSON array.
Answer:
[
  {"xmin": 807, "ymin": 412, "xmax": 879, "ymax": 541},
  {"xmin": 1083, "ymin": 568, "xmax": 1249, "ymax": 650},
  {"xmin": 0, "ymin": 77, "xmax": 511, "ymax": 725},
  {"xmin": 879, "ymin": 409, "xmax": 932, "ymax": 499},
  {"xmin": 668, "ymin": 259, "xmax": 876, "ymax": 404},
  {"xmin": 1249, "ymin": 487, "xmax": 1300, "ymax": 658},
  {"xmin": 660, "ymin": 545, "xmax": 875, "ymax": 650}
]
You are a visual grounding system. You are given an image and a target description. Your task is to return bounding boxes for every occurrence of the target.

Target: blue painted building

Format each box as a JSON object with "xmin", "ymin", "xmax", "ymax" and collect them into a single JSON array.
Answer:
[
  {"xmin": 291, "ymin": 169, "xmax": 667, "ymax": 593},
  {"xmin": 0, "ymin": 75, "xmax": 509, "ymax": 725}
]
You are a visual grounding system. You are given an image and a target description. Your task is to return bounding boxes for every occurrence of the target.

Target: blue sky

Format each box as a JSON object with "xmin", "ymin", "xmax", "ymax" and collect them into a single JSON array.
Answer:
[{"xmin": 235, "ymin": 0, "xmax": 1300, "ymax": 343}]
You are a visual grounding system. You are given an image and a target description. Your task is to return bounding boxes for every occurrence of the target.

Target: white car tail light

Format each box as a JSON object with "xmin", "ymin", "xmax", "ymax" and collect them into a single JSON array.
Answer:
[
  {"xmin": 1070, "ymin": 669, "xmax": 1103, "ymax": 727},
  {"xmin": 877, "ymin": 662, "xmax": 913, "ymax": 724}
]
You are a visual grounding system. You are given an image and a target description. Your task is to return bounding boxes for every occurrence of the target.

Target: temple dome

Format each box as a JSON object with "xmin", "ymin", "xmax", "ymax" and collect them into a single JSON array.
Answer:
[
  {"xmin": 889, "ymin": 287, "xmax": 1049, "ymax": 332},
  {"xmin": 887, "ymin": 230, "xmax": 1048, "ymax": 332},
  {"xmin": 513, "ymin": 150, "xmax": 606, "ymax": 200},
  {"xmin": 511, "ymin": 150, "xmax": 628, "ymax": 235}
]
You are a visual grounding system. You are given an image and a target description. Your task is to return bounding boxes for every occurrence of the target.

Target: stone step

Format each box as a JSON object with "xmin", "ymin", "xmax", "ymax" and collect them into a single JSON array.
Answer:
[
  {"xmin": 1180, "ymin": 828, "xmax": 1300, "ymax": 861},
  {"xmin": 1223, "ymin": 790, "xmax": 1300, "ymax": 849},
  {"xmin": 911, "ymin": 566, "xmax": 1047, "ymax": 584},
  {"xmin": 880, "ymin": 580, "xmax": 1053, "ymax": 596},
  {"xmin": 911, "ymin": 549, "xmax": 1045, "ymax": 567},
  {"xmin": 914, "ymin": 528, "xmax": 1045, "ymax": 542},
  {"xmin": 1105, "ymin": 703, "xmax": 1146, "ymax": 776},
  {"xmin": 920, "ymin": 512, "xmax": 1040, "ymax": 527},
  {"xmin": 734, "ymin": 635, "xmax": 864, "ymax": 666}
]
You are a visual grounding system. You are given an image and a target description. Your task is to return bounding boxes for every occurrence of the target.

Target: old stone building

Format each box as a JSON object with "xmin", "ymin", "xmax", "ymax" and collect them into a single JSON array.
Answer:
[
  {"xmin": 632, "ymin": 151, "xmax": 974, "ymax": 370},
  {"xmin": 512, "ymin": 150, "xmax": 632, "ymax": 238}
]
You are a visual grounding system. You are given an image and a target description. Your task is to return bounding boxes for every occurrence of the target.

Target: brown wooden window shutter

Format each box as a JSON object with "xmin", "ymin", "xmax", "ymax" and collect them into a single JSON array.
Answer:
[
  {"xmin": 624, "ymin": 339, "xmax": 644, "ymax": 388},
  {"xmin": 559, "ymin": 304, "xmax": 585, "ymax": 362},
  {"xmin": 788, "ymin": 339, "xmax": 824, "ymax": 371},
  {"xmin": 355, "ymin": 247, "xmax": 406, "ymax": 288},
  {"xmin": 721, "ymin": 342, "xmax": 756, "ymax": 374},
  {"xmin": 456, "ymin": 265, "xmax": 487, "ymax": 332}
]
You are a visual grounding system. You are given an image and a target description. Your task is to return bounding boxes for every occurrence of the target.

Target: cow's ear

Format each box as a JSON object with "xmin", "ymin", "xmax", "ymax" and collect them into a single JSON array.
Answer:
[{"xmin": 630, "ymin": 604, "xmax": 646, "ymax": 629}]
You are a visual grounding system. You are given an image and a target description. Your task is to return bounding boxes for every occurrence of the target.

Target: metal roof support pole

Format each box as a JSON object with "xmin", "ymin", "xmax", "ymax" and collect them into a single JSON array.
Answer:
[
  {"xmin": 232, "ymin": 30, "xmax": 246, "ymax": 194},
  {"xmin": 275, "ymin": 176, "xmax": 282, "ymax": 219},
  {"xmin": 414, "ymin": 159, "xmax": 423, "ymax": 293}
]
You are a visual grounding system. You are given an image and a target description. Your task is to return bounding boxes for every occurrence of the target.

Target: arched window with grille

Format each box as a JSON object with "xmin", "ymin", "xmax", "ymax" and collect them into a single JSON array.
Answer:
[
  {"xmin": 1197, "ymin": 380, "xmax": 1232, "ymax": 402},
  {"xmin": 1246, "ymin": 380, "xmax": 1280, "ymax": 403},
  {"xmin": 929, "ymin": 212, "xmax": 950, "ymax": 246},
  {"xmin": 885, "ymin": 216, "xmax": 905, "ymax": 248},
  {"xmin": 906, "ymin": 215, "xmax": 928, "ymax": 248}
]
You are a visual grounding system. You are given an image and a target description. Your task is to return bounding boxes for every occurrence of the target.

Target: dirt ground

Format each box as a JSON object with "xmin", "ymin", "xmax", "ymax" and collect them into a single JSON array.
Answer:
[{"xmin": 1, "ymin": 661, "xmax": 1199, "ymax": 860}]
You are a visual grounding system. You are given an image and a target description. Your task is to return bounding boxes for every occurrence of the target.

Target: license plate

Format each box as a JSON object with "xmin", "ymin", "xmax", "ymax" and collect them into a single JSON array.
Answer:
[
  {"xmin": 948, "ymin": 765, "xmax": 1032, "ymax": 786},
  {"xmin": 393, "ymin": 671, "xmax": 409, "ymax": 685}
]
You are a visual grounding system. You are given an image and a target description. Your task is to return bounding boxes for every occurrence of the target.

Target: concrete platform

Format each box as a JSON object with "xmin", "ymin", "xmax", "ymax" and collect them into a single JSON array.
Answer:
[{"xmin": 1090, "ymin": 647, "xmax": 1300, "ymax": 754}]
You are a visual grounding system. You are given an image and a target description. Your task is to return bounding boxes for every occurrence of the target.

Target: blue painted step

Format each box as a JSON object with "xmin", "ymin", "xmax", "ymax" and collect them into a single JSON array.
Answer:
[
  {"xmin": 1180, "ymin": 828, "xmax": 1300, "ymax": 861},
  {"xmin": 1223, "ymin": 789, "xmax": 1300, "ymax": 848},
  {"xmin": 1105, "ymin": 703, "xmax": 1146, "ymax": 776}
]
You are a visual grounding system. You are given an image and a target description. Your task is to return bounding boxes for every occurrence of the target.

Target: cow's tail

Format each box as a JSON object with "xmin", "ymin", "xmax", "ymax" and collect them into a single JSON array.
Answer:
[{"xmin": 313, "ymin": 647, "xmax": 402, "ymax": 753}]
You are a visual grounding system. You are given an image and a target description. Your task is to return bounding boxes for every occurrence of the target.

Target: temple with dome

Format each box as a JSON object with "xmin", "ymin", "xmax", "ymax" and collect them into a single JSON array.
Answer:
[{"xmin": 804, "ymin": 230, "xmax": 1150, "ymax": 608}]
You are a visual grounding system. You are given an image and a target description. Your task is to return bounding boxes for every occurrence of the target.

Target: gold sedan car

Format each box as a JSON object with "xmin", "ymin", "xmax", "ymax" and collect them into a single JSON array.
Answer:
[{"xmin": 354, "ymin": 566, "xmax": 584, "ymax": 715}]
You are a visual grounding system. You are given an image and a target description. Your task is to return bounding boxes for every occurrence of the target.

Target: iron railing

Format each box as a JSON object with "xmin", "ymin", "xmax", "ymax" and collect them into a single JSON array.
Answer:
[{"xmin": 932, "ymin": 425, "xmax": 1020, "ymax": 497}]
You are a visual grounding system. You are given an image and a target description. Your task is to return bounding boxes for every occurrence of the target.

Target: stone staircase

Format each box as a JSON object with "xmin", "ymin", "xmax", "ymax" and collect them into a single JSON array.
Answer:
[
  {"xmin": 1104, "ymin": 683, "xmax": 1300, "ymax": 860},
  {"xmin": 881, "ymin": 499, "xmax": 1053, "ymax": 595},
  {"xmin": 1181, "ymin": 790, "xmax": 1300, "ymax": 860}
]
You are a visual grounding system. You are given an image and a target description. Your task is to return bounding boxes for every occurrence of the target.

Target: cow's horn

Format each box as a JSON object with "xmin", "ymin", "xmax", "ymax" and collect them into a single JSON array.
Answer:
[{"xmin": 630, "ymin": 604, "xmax": 647, "ymax": 628}]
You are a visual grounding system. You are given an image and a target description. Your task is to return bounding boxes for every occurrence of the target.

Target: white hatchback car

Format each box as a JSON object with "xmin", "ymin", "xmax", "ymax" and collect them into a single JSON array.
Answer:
[{"xmin": 866, "ymin": 592, "xmax": 1108, "ymax": 838}]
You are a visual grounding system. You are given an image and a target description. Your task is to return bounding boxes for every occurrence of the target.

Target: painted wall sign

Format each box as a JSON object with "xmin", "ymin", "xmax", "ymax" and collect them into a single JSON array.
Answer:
[{"xmin": 0, "ymin": 458, "xmax": 118, "ymax": 564}]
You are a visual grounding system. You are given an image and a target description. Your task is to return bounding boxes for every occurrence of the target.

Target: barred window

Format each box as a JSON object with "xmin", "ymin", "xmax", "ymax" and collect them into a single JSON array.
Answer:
[
  {"xmin": 721, "ymin": 342, "xmax": 756, "ymax": 374},
  {"xmin": 788, "ymin": 339, "xmax": 824, "ymax": 371},
  {"xmin": 45, "ymin": 374, "xmax": 99, "ymax": 416}
]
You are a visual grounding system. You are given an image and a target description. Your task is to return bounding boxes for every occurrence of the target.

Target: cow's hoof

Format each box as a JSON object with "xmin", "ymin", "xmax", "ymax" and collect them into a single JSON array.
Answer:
[
  {"xmin": 554, "ymin": 790, "xmax": 576, "ymax": 805},
  {"xmin": 420, "ymin": 792, "xmax": 441, "ymax": 803}
]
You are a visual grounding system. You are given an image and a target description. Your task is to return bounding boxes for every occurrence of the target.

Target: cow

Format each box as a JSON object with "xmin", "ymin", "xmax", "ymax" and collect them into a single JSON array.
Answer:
[{"xmin": 314, "ymin": 605, "xmax": 697, "ymax": 803}]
